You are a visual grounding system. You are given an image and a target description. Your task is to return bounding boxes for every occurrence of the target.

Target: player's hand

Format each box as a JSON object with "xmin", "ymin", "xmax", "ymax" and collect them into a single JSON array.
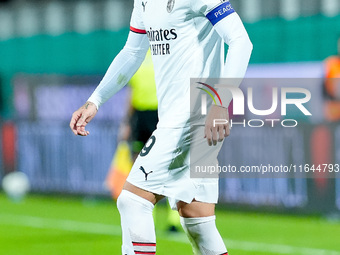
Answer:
[
  {"xmin": 204, "ymin": 105, "xmax": 230, "ymax": 146},
  {"xmin": 70, "ymin": 101, "xmax": 98, "ymax": 136}
]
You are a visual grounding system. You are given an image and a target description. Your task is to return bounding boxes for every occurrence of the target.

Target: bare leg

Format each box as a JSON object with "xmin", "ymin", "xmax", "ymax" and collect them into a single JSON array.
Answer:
[
  {"xmin": 123, "ymin": 181, "xmax": 164, "ymax": 204},
  {"xmin": 177, "ymin": 199, "xmax": 215, "ymax": 218}
]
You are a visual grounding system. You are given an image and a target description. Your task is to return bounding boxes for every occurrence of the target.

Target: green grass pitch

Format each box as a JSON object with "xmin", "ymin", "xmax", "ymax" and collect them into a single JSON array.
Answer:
[{"xmin": 0, "ymin": 193, "xmax": 340, "ymax": 255}]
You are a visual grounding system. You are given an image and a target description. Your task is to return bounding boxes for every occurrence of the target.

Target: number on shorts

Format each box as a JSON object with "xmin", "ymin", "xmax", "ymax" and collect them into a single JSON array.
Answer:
[{"xmin": 140, "ymin": 135, "xmax": 156, "ymax": 157}]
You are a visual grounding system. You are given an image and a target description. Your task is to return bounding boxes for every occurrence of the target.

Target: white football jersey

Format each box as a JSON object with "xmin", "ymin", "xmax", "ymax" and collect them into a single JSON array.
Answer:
[{"xmin": 130, "ymin": 0, "xmax": 236, "ymax": 128}]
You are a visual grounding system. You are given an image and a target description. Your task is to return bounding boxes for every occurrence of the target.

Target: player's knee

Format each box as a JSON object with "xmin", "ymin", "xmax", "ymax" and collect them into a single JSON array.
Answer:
[
  {"xmin": 180, "ymin": 215, "xmax": 216, "ymax": 231},
  {"xmin": 117, "ymin": 190, "xmax": 154, "ymax": 215},
  {"xmin": 180, "ymin": 215, "xmax": 220, "ymax": 241},
  {"xmin": 117, "ymin": 190, "xmax": 130, "ymax": 213},
  {"xmin": 181, "ymin": 216, "xmax": 227, "ymax": 254}
]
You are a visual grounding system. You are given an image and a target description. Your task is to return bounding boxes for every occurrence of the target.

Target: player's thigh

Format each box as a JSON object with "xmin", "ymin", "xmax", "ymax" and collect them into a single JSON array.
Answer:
[
  {"xmin": 123, "ymin": 181, "xmax": 164, "ymax": 205},
  {"xmin": 177, "ymin": 200, "xmax": 215, "ymax": 218}
]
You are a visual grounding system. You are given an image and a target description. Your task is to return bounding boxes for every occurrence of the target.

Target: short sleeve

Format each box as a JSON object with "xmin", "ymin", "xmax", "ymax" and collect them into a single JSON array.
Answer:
[
  {"xmin": 192, "ymin": 0, "xmax": 235, "ymax": 26},
  {"xmin": 130, "ymin": 0, "xmax": 147, "ymax": 34}
]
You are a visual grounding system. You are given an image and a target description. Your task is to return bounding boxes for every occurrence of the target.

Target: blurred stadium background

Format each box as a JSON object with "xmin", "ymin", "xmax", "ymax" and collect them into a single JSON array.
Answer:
[{"xmin": 0, "ymin": 0, "xmax": 340, "ymax": 254}]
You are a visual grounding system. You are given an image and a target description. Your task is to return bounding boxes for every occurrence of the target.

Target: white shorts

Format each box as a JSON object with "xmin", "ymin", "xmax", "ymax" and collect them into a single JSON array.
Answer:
[{"xmin": 126, "ymin": 125, "xmax": 223, "ymax": 210}]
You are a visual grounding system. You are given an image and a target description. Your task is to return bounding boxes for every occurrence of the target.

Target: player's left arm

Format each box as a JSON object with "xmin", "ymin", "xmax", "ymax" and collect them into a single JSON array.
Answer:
[
  {"xmin": 204, "ymin": 3, "xmax": 253, "ymax": 146},
  {"xmin": 215, "ymin": 12, "xmax": 253, "ymax": 79}
]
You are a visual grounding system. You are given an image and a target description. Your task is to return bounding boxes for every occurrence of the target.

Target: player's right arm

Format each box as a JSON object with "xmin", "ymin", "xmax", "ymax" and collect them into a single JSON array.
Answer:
[{"xmin": 70, "ymin": 0, "xmax": 149, "ymax": 136}]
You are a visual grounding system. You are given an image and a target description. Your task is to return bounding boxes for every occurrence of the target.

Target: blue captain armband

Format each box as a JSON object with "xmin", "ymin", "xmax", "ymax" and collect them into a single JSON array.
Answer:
[{"xmin": 206, "ymin": 1, "xmax": 235, "ymax": 26}]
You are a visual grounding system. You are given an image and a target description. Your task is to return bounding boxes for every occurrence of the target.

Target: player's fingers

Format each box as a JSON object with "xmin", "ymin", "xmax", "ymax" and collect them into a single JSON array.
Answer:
[
  {"xmin": 70, "ymin": 119, "xmax": 77, "ymax": 135},
  {"xmin": 77, "ymin": 118, "xmax": 91, "ymax": 136},
  {"xmin": 211, "ymin": 127, "xmax": 218, "ymax": 146},
  {"xmin": 76, "ymin": 122, "xmax": 90, "ymax": 135},
  {"xmin": 218, "ymin": 125, "xmax": 224, "ymax": 142},
  {"xmin": 205, "ymin": 125, "xmax": 212, "ymax": 146},
  {"xmin": 77, "ymin": 126, "xmax": 90, "ymax": 136},
  {"xmin": 76, "ymin": 114, "xmax": 87, "ymax": 127},
  {"xmin": 70, "ymin": 112, "xmax": 81, "ymax": 135}
]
